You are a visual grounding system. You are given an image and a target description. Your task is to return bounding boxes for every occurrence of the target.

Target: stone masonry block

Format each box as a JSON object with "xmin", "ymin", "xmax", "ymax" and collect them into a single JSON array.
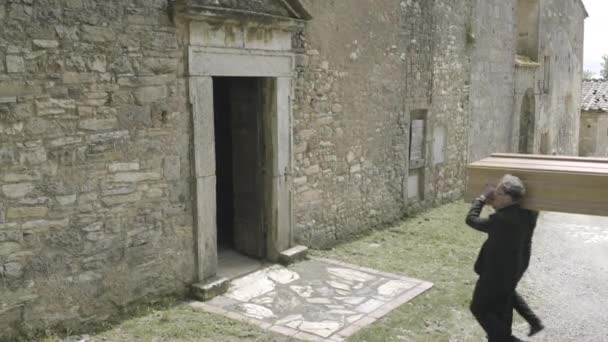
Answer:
[
  {"xmin": 6, "ymin": 55, "xmax": 25, "ymax": 73},
  {"xmin": 134, "ymin": 86, "xmax": 167, "ymax": 104},
  {"xmin": 22, "ymin": 218, "xmax": 69, "ymax": 230},
  {"xmin": 101, "ymin": 192, "xmax": 142, "ymax": 206},
  {"xmin": 163, "ymin": 156, "xmax": 181, "ymax": 181},
  {"xmin": 108, "ymin": 172, "xmax": 161, "ymax": 183},
  {"xmin": 86, "ymin": 130, "xmax": 130, "ymax": 144},
  {"xmin": 279, "ymin": 245, "xmax": 309, "ymax": 266},
  {"xmin": 6, "ymin": 206, "xmax": 48, "ymax": 220},
  {"xmin": 33, "ymin": 39, "xmax": 59, "ymax": 49},
  {"xmin": 109, "ymin": 162, "xmax": 140, "ymax": 172},
  {"xmin": 63, "ymin": 72, "xmax": 96, "ymax": 84},
  {"xmin": 81, "ymin": 25, "xmax": 116, "ymax": 42},
  {"xmin": 0, "ymin": 97, "xmax": 17, "ymax": 104},
  {"xmin": 35, "ymin": 98, "xmax": 76, "ymax": 116},
  {"xmin": 1, "ymin": 183, "xmax": 35, "ymax": 199},
  {"xmin": 48, "ymin": 136, "xmax": 83, "ymax": 147},
  {"xmin": 191, "ymin": 277, "xmax": 229, "ymax": 301},
  {"xmin": 56, "ymin": 195, "xmax": 77, "ymax": 206},
  {"xmin": 3, "ymin": 262, "xmax": 24, "ymax": 278},
  {"xmin": 0, "ymin": 242, "xmax": 22, "ymax": 256},
  {"xmin": 118, "ymin": 105, "xmax": 151, "ymax": 128},
  {"xmin": 3, "ymin": 172, "xmax": 41, "ymax": 182},
  {"xmin": 86, "ymin": 55, "xmax": 107, "ymax": 72},
  {"xmin": 19, "ymin": 146, "xmax": 47, "ymax": 165},
  {"xmin": 78, "ymin": 118, "xmax": 118, "ymax": 131}
]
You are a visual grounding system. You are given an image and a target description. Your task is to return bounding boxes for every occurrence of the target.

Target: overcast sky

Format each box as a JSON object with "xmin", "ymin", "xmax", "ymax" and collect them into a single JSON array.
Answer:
[{"xmin": 583, "ymin": 0, "xmax": 608, "ymax": 76}]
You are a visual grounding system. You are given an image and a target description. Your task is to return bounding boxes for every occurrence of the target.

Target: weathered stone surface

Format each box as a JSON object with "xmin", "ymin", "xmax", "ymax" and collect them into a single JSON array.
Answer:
[
  {"xmin": 33, "ymin": 39, "xmax": 59, "ymax": 49},
  {"xmin": 0, "ymin": 97, "xmax": 17, "ymax": 104},
  {"xmin": 6, "ymin": 56, "xmax": 25, "ymax": 73},
  {"xmin": 279, "ymin": 245, "xmax": 308, "ymax": 266},
  {"xmin": 163, "ymin": 156, "xmax": 181, "ymax": 181},
  {"xmin": 49, "ymin": 136, "xmax": 83, "ymax": 147},
  {"xmin": 1, "ymin": 183, "xmax": 35, "ymax": 199},
  {"xmin": 56, "ymin": 195, "xmax": 77, "ymax": 206},
  {"xmin": 101, "ymin": 192, "xmax": 142, "ymax": 206},
  {"xmin": 203, "ymin": 259, "xmax": 431, "ymax": 340},
  {"xmin": 3, "ymin": 262, "xmax": 24, "ymax": 278},
  {"xmin": 134, "ymin": 86, "xmax": 167, "ymax": 104},
  {"xmin": 101, "ymin": 185, "xmax": 135, "ymax": 196},
  {"xmin": 117, "ymin": 105, "xmax": 151, "ymax": 128},
  {"xmin": 0, "ymin": 122, "xmax": 24, "ymax": 135},
  {"xmin": 62, "ymin": 72, "xmax": 96, "ymax": 84},
  {"xmin": 81, "ymin": 25, "xmax": 116, "ymax": 42},
  {"xmin": 191, "ymin": 277, "xmax": 230, "ymax": 301},
  {"xmin": 109, "ymin": 162, "xmax": 140, "ymax": 172},
  {"xmin": 22, "ymin": 218, "xmax": 69, "ymax": 230},
  {"xmin": 86, "ymin": 55, "xmax": 107, "ymax": 72},
  {"xmin": 78, "ymin": 118, "xmax": 118, "ymax": 131},
  {"xmin": 35, "ymin": 98, "xmax": 76, "ymax": 116},
  {"xmin": 86, "ymin": 130, "xmax": 129, "ymax": 143},
  {"xmin": 0, "ymin": 242, "xmax": 21, "ymax": 256},
  {"xmin": 239, "ymin": 303, "xmax": 275, "ymax": 320},
  {"xmin": 6, "ymin": 206, "xmax": 48, "ymax": 220},
  {"xmin": 19, "ymin": 146, "xmax": 47, "ymax": 164},
  {"xmin": 299, "ymin": 321, "xmax": 341, "ymax": 338},
  {"xmin": 3, "ymin": 172, "xmax": 41, "ymax": 183},
  {"xmin": 108, "ymin": 172, "xmax": 161, "ymax": 183}
]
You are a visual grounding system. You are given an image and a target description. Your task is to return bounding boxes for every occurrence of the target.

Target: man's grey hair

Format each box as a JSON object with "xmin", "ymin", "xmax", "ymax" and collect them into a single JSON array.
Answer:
[{"xmin": 498, "ymin": 174, "xmax": 526, "ymax": 201}]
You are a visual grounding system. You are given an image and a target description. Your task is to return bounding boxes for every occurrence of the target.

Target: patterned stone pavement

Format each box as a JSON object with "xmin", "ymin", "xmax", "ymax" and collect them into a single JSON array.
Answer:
[{"xmin": 190, "ymin": 257, "xmax": 433, "ymax": 341}]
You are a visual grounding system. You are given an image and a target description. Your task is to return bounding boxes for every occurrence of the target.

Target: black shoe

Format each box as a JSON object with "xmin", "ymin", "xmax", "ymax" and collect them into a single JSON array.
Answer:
[{"xmin": 528, "ymin": 322, "xmax": 545, "ymax": 336}]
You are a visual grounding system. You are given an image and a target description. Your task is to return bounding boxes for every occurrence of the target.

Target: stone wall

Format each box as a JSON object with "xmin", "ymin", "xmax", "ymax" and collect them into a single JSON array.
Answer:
[
  {"xmin": 0, "ymin": 0, "xmax": 587, "ymax": 338},
  {"xmin": 534, "ymin": 0, "xmax": 586, "ymax": 155},
  {"xmin": 580, "ymin": 111, "xmax": 608, "ymax": 156},
  {"xmin": 0, "ymin": 0, "xmax": 195, "ymax": 338},
  {"xmin": 425, "ymin": 0, "xmax": 473, "ymax": 206},
  {"xmin": 468, "ymin": 0, "xmax": 517, "ymax": 162},
  {"xmin": 469, "ymin": 0, "xmax": 586, "ymax": 160},
  {"xmin": 293, "ymin": 0, "xmax": 408, "ymax": 246},
  {"xmin": 292, "ymin": 0, "xmax": 474, "ymax": 247}
]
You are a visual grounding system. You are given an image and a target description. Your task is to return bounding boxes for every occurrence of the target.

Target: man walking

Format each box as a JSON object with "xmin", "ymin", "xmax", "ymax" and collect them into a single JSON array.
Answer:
[
  {"xmin": 465, "ymin": 174, "xmax": 539, "ymax": 342},
  {"xmin": 513, "ymin": 210, "xmax": 544, "ymax": 337}
]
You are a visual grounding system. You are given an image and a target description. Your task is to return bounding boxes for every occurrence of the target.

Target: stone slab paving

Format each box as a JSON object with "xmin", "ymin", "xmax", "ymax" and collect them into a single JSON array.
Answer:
[{"xmin": 189, "ymin": 257, "xmax": 433, "ymax": 341}]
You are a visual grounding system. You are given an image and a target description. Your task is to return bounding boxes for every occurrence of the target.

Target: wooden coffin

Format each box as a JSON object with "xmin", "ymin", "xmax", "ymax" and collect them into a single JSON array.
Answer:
[{"xmin": 465, "ymin": 153, "xmax": 608, "ymax": 216}]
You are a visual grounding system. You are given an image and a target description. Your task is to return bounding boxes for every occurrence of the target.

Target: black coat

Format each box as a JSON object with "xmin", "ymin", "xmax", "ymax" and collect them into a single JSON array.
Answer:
[{"xmin": 466, "ymin": 200, "xmax": 538, "ymax": 292}]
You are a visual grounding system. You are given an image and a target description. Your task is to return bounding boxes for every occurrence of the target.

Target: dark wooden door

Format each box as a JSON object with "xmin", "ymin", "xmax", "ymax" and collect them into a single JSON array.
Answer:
[{"xmin": 230, "ymin": 78, "xmax": 266, "ymax": 258}]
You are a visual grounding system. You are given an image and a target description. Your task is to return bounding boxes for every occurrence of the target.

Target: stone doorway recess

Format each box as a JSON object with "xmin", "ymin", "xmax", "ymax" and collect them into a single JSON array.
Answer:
[{"xmin": 189, "ymin": 45, "xmax": 295, "ymax": 282}]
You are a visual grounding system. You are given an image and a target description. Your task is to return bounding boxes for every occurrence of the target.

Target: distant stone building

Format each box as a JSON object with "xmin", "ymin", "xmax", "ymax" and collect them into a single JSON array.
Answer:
[
  {"xmin": 580, "ymin": 79, "xmax": 608, "ymax": 156},
  {"xmin": 0, "ymin": 0, "xmax": 586, "ymax": 338}
]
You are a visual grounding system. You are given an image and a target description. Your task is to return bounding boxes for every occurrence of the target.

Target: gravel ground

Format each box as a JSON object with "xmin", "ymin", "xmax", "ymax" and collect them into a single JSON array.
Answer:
[{"xmin": 514, "ymin": 212, "xmax": 608, "ymax": 342}]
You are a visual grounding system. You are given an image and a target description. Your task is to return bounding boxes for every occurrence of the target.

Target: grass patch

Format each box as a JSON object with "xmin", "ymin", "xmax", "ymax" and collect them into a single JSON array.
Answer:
[
  {"xmin": 312, "ymin": 201, "xmax": 487, "ymax": 341},
  {"xmin": 86, "ymin": 304, "xmax": 292, "ymax": 342}
]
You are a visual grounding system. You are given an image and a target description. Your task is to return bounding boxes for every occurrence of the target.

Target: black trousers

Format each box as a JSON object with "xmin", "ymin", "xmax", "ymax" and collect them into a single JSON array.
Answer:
[
  {"xmin": 470, "ymin": 280, "xmax": 515, "ymax": 342},
  {"xmin": 514, "ymin": 290, "xmax": 541, "ymax": 326}
]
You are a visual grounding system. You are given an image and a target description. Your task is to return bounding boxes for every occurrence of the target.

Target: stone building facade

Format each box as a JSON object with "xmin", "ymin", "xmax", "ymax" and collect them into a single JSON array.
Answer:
[
  {"xmin": 579, "ymin": 79, "xmax": 608, "ymax": 156},
  {"xmin": 0, "ymin": 0, "xmax": 585, "ymax": 338}
]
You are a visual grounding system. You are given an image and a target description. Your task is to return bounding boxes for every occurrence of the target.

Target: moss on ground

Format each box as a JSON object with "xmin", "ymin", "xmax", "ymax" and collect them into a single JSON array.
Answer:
[{"xmin": 43, "ymin": 201, "xmax": 492, "ymax": 341}]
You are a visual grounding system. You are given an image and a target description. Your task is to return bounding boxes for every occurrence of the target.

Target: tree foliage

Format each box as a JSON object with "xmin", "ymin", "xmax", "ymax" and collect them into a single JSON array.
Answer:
[{"xmin": 601, "ymin": 54, "xmax": 608, "ymax": 79}]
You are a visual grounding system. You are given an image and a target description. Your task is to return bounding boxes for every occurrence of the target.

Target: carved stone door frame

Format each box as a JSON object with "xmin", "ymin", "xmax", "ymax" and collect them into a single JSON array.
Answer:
[{"xmin": 189, "ymin": 45, "xmax": 295, "ymax": 282}]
